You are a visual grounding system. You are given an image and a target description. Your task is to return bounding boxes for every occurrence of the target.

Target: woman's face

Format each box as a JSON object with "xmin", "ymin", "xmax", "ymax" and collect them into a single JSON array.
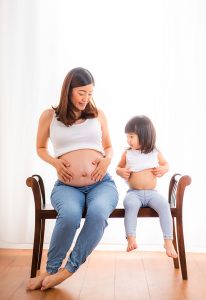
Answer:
[
  {"xmin": 70, "ymin": 84, "xmax": 94, "ymax": 112},
  {"xmin": 127, "ymin": 132, "xmax": 141, "ymax": 150}
]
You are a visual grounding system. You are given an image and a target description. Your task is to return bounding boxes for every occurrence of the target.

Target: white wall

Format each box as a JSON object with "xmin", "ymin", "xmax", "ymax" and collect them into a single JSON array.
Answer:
[{"xmin": 0, "ymin": 0, "xmax": 205, "ymax": 252}]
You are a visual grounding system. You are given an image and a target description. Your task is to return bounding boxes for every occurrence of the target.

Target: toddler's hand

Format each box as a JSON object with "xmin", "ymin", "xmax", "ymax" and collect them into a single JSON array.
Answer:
[
  {"xmin": 117, "ymin": 167, "xmax": 131, "ymax": 181},
  {"xmin": 152, "ymin": 166, "xmax": 166, "ymax": 177}
]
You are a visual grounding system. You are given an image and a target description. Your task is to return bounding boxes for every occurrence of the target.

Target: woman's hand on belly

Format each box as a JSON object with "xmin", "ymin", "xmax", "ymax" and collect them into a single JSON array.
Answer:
[
  {"xmin": 53, "ymin": 158, "xmax": 74, "ymax": 183},
  {"xmin": 58, "ymin": 149, "xmax": 106, "ymax": 186},
  {"xmin": 91, "ymin": 156, "xmax": 111, "ymax": 182}
]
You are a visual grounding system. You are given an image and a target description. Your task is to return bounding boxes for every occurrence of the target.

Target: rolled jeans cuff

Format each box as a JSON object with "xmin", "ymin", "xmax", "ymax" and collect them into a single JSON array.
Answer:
[
  {"xmin": 46, "ymin": 264, "xmax": 59, "ymax": 275},
  {"xmin": 65, "ymin": 259, "xmax": 79, "ymax": 273},
  {"xmin": 163, "ymin": 235, "xmax": 173, "ymax": 240}
]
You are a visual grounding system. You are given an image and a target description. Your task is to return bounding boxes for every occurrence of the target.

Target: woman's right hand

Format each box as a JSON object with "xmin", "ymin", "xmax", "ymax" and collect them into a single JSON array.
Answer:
[
  {"xmin": 116, "ymin": 167, "xmax": 131, "ymax": 181},
  {"xmin": 52, "ymin": 158, "xmax": 74, "ymax": 182}
]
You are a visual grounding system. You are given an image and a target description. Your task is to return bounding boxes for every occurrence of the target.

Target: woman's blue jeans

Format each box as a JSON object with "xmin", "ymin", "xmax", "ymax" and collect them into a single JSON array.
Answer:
[{"xmin": 46, "ymin": 173, "xmax": 119, "ymax": 274}]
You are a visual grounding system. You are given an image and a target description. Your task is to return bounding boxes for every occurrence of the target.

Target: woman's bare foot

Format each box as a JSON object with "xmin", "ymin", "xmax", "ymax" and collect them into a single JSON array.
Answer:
[
  {"xmin": 41, "ymin": 268, "xmax": 73, "ymax": 291},
  {"xmin": 164, "ymin": 239, "xmax": 178, "ymax": 258},
  {"xmin": 26, "ymin": 272, "xmax": 49, "ymax": 291},
  {"xmin": 127, "ymin": 236, "xmax": 138, "ymax": 252}
]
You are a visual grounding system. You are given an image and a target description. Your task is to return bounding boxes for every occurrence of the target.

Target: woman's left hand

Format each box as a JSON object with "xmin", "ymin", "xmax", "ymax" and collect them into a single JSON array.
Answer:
[{"xmin": 91, "ymin": 156, "xmax": 111, "ymax": 182}]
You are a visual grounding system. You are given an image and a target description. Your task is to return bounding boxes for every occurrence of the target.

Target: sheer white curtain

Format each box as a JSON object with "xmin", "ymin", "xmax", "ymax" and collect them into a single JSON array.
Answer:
[{"xmin": 0, "ymin": 0, "xmax": 205, "ymax": 251}]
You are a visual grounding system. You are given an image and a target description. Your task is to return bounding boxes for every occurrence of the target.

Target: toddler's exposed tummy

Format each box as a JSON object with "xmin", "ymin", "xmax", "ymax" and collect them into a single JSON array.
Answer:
[{"xmin": 128, "ymin": 169, "xmax": 157, "ymax": 190}]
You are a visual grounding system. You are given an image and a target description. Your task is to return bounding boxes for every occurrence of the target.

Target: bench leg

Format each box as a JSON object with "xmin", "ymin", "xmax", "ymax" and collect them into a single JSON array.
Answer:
[
  {"xmin": 31, "ymin": 216, "xmax": 41, "ymax": 278},
  {"xmin": 37, "ymin": 219, "xmax": 45, "ymax": 271},
  {"xmin": 176, "ymin": 215, "xmax": 188, "ymax": 280},
  {"xmin": 172, "ymin": 218, "xmax": 179, "ymax": 269}
]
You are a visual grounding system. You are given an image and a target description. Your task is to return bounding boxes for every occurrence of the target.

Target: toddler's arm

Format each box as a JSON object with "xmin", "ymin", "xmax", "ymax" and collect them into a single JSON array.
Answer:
[
  {"xmin": 152, "ymin": 151, "xmax": 169, "ymax": 177},
  {"xmin": 116, "ymin": 151, "xmax": 131, "ymax": 181}
]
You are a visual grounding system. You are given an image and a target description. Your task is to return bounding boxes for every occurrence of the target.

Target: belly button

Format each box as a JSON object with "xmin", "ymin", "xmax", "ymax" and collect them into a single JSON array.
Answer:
[{"xmin": 82, "ymin": 173, "xmax": 87, "ymax": 177}]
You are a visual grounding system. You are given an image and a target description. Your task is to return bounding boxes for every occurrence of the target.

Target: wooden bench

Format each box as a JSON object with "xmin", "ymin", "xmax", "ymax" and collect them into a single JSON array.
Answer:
[{"xmin": 26, "ymin": 173, "xmax": 191, "ymax": 279}]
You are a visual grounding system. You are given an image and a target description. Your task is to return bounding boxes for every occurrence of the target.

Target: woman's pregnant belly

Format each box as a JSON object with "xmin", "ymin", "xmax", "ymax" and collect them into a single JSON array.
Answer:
[
  {"xmin": 58, "ymin": 149, "xmax": 104, "ymax": 186},
  {"xmin": 128, "ymin": 169, "xmax": 157, "ymax": 190}
]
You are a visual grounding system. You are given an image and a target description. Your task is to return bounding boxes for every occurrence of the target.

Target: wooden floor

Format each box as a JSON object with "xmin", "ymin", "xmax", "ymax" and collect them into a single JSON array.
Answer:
[{"xmin": 0, "ymin": 249, "xmax": 206, "ymax": 300}]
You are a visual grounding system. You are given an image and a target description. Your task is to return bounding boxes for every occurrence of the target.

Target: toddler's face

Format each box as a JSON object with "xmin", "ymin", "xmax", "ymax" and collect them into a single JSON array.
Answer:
[{"xmin": 126, "ymin": 133, "xmax": 141, "ymax": 150}]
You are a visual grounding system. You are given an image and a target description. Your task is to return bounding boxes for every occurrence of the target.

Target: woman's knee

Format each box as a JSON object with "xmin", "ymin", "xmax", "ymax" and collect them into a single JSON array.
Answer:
[
  {"xmin": 86, "ymin": 209, "xmax": 109, "ymax": 228},
  {"xmin": 57, "ymin": 208, "xmax": 82, "ymax": 229}
]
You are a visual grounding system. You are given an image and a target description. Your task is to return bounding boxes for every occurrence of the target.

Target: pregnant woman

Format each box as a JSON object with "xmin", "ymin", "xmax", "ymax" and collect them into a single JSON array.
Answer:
[{"xmin": 27, "ymin": 67, "xmax": 119, "ymax": 291}]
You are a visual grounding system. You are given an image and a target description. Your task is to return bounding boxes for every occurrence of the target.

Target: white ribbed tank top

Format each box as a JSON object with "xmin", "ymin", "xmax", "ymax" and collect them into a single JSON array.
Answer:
[
  {"xmin": 50, "ymin": 115, "xmax": 105, "ymax": 157},
  {"xmin": 126, "ymin": 148, "xmax": 159, "ymax": 172}
]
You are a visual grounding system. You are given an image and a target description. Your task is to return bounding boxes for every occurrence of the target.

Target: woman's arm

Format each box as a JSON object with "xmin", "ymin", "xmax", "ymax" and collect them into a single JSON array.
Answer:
[
  {"xmin": 36, "ymin": 109, "xmax": 73, "ymax": 181},
  {"xmin": 36, "ymin": 109, "xmax": 56, "ymax": 166},
  {"xmin": 91, "ymin": 109, "xmax": 113, "ymax": 181},
  {"xmin": 98, "ymin": 109, "xmax": 113, "ymax": 161}
]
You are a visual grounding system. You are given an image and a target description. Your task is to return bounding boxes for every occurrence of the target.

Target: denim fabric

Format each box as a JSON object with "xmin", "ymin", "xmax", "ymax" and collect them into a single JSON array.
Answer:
[
  {"xmin": 123, "ymin": 189, "xmax": 173, "ymax": 240},
  {"xmin": 46, "ymin": 173, "xmax": 118, "ymax": 274}
]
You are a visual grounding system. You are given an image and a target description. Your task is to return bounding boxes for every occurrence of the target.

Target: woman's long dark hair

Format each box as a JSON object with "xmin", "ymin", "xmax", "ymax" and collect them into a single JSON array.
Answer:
[
  {"xmin": 125, "ymin": 115, "xmax": 156, "ymax": 153},
  {"xmin": 53, "ymin": 67, "xmax": 98, "ymax": 126}
]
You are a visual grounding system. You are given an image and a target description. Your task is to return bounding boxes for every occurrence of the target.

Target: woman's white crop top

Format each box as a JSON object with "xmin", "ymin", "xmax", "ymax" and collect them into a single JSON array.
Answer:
[
  {"xmin": 50, "ymin": 115, "xmax": 105, "ymax": 157},
  {"xmin": 126, "ymin": 148, "xmax": 159, "ymax": 172}
]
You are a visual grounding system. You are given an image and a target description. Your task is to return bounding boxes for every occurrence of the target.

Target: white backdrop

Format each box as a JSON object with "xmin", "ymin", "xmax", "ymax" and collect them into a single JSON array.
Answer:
[{"xmin": 0, "ymin": 0, "xmax": 205, "ymax": 252}]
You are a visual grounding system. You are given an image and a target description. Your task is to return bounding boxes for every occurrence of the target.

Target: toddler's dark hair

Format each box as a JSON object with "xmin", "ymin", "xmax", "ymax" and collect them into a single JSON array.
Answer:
[{"xmin": 125, "ymin": 115, "xmax": 156, "ymax": 153}]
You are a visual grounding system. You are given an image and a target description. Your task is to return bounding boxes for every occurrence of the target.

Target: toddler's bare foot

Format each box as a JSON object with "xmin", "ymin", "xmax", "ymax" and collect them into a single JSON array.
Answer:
[
  {"xmin": 127, "ymin": 236, "xmax": 138, "ymax": 252},
  {"xmin": 26, "ymin": 272, "xmax": 49, "ymax": 291},
  {"xmin": 164, "ymin": 240, "xmax": 178, "ymax": 258},
  {"xmin": 41, "ymin": 268, "xmax": 72, "ymax": 290}
]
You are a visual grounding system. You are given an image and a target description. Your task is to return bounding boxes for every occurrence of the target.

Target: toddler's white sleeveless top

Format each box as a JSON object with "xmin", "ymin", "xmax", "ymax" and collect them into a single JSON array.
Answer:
[{"xmin": 126, "ymin": 148, "xmax": 159, "ymax": 172}]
